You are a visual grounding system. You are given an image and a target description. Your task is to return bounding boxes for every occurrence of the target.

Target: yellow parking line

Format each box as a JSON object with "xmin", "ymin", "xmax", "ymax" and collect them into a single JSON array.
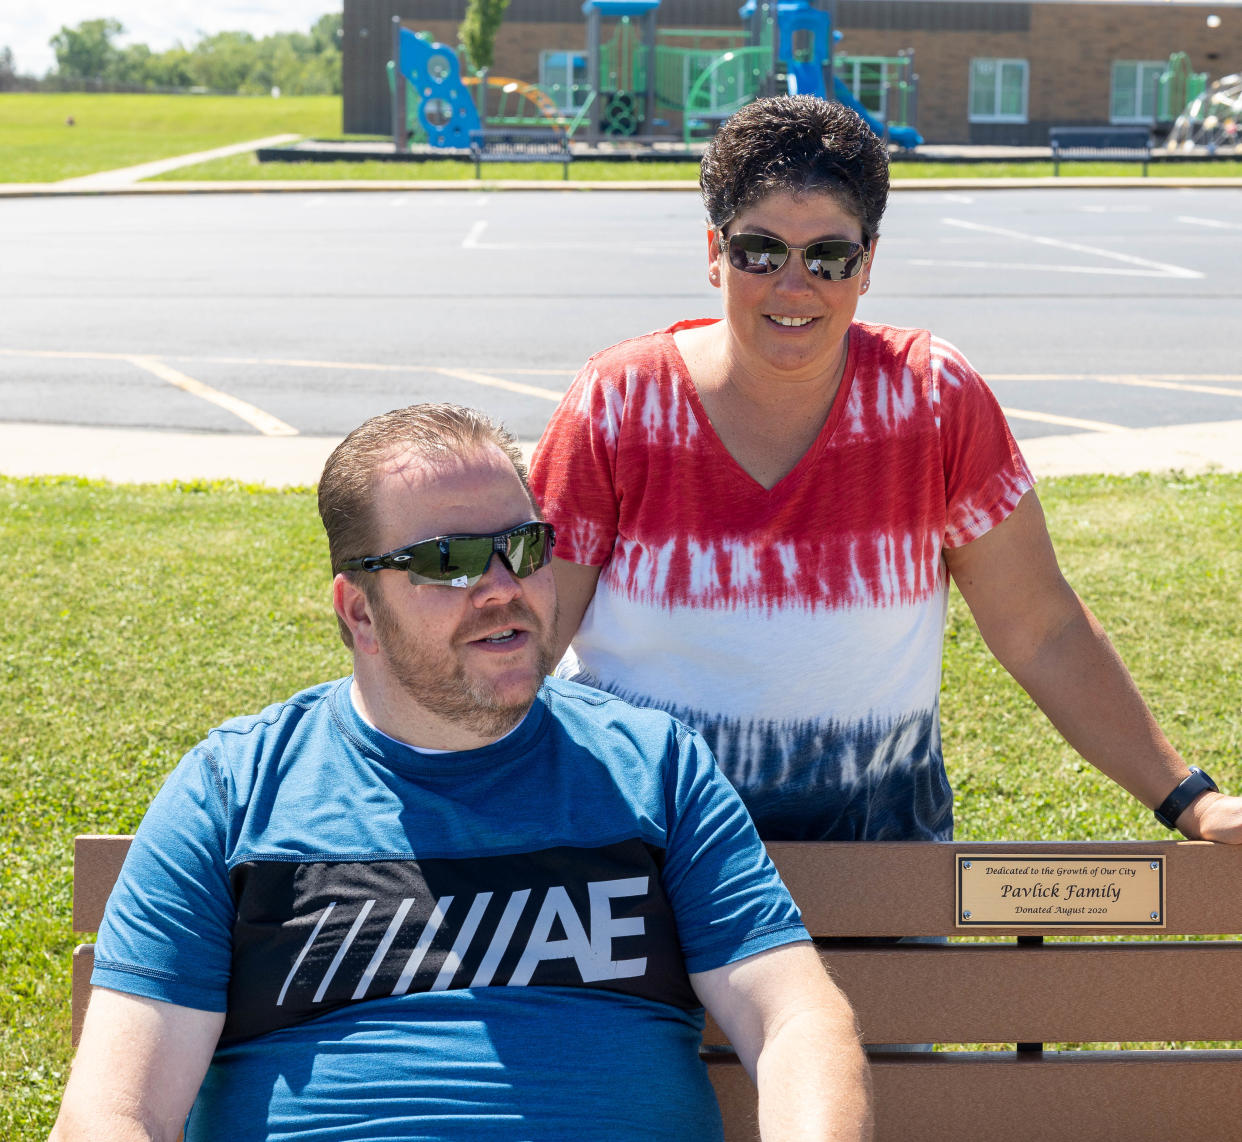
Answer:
[
  {"xmin": 126, "ymin": 356, "xmax": 298, "ymax": 437},
  {"xmin": 991, "ymin": 373, "xmax": 1242, "ymax": 398},
  {"xmin": 181, "ymin": 355, "xmax": 577, "ymax": 380},
  {"xmin": 1001, "ymin": 407, "xmax": 1126, "ymax": 433},
  {"xmin": 431, "ymin": 367, "xmax": 565, "ymax": 402}
]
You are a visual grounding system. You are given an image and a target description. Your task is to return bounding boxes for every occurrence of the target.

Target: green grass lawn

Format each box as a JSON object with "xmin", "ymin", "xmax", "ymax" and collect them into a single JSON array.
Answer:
[
  {"xmin": 154, "ymin": 151, "xmax": 1242, "ymax": 183},
  {"xmin": 0, "ymin": 93, "xmax": 341, "ymax": 182},
  {"xmin": 2, "ymin": 470, "xmax": 1239, "ymax": 1135},
  {"xmin": 5, "ymin": 93, "xmax": 1242, "ymax": 184}
]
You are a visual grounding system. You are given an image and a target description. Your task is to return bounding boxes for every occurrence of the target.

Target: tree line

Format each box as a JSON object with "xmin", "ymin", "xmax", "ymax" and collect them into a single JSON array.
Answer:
[{"xmin": 0, "ymin": 13, "xmax": 343, "ymax": 96}]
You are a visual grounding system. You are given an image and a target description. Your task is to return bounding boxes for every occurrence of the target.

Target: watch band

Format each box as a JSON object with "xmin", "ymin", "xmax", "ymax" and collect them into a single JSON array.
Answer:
[{"xmin": 1154, "ymin": 767, "xmax": 1218, "ymax": 830}]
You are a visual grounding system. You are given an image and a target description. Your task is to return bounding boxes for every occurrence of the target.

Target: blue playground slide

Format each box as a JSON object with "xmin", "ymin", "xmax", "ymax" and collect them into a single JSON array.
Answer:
[{"xmin": 786, "ymin": 58, "xmax": 922, "ymax": 148}]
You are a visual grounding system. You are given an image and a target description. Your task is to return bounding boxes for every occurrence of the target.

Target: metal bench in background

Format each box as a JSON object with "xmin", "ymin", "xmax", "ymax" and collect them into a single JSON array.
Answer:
[
  {"xmin": 1049, "ymin": 125, "xmax": 1153, "ymax": 175},
  {"xmin": 468, "ymin": 127, "xmax": 573, "ymax": 180}
]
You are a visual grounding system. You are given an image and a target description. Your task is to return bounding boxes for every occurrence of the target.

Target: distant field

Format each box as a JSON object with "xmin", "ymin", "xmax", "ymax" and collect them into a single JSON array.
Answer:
[
  {"xmin": 5, "ymin": 93, "xmax": 1242, "ymax": 185},
  {"xmin": 0, "ymin": 93, "xmax": 341, "ymax": 182}
]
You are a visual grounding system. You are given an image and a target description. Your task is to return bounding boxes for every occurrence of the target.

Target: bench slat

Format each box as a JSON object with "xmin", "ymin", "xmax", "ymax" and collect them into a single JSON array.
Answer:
[
  {"xmin": 73, "ymin": 834, "xmax": 134, "ymax": 931},
  {"xmin": 80, "ymin": 838, "xmax": 1242, "ymax": 938},
  {"xmin": 769, "ymin": 840, "xmax": 1242, "ymax": 936},
  {"xmin": 822, "ymin": 941, "xmax": 1242, "ymax": 1044},
  {"xmin": 702, "ymin": 942, "xmax": 1242, "ymax": 1045},
  {"xmin": 709, "ymin": 1051, "xmax": 1242, "ymax": 1142}
]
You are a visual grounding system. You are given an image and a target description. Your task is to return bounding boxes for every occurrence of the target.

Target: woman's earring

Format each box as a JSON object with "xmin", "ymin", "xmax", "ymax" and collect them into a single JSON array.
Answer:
[{"xmin": 860, "ymin": 280, "xmax": 871, "ymax": 294}]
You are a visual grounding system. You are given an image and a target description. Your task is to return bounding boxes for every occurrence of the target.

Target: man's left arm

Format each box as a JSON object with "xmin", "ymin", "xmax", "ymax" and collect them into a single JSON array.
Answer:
[
  {"xmin": 945, "ymin": 490, "xmax": 1242, "ymax": 841},
  {"xmin": 691, "ymin": 943, "xmax": 872, "ymax": 1142}
]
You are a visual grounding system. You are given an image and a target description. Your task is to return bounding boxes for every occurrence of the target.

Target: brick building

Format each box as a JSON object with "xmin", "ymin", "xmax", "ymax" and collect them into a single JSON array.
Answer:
[{"xmin": 343, "ymin": 0, "xmax": 1242, "ymax": 143}]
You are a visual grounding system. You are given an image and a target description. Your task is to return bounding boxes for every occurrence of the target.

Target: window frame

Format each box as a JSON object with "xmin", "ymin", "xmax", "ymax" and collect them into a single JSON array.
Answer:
[
  {"xmin": 836, "ymin": 56, "xmax": 896, "ymax": 118},
  {"xmin": 538, "ymin": 49, "xmax": 589, "ymax": 112},
  {"xmin": 1110, "ymin": 59, "xmax": 1166, "ymax": 124},
  {"xmin": 968, "ymin": 57, "xmax": 1029, "ymax": 124}
]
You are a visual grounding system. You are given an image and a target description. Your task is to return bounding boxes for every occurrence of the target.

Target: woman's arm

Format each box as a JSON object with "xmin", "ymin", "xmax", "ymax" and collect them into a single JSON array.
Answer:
[
  {"xmin": 944, "ymin": 491, "xmax": 1242, "ymax": 841},
  {"xmin": 550, "ymin": 557, "xmax": 602, "ymax": 662}
]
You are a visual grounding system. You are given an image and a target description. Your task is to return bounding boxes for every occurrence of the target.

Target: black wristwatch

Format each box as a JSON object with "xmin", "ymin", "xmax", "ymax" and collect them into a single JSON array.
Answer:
[{"xmin": 1154, "ymin": 767, "xmax": 1218, "ymax": 830}]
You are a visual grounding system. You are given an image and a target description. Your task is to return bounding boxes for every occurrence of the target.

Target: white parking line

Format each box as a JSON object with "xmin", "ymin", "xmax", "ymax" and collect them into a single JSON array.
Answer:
[
  {"xmin": 905, "ymin": 258, "xmax": 1186, "ymax": 278},
  {"xmin": 126, "ymin": 356, "xmax": 298, "ymax": 436},
  {"xmin": 463, "ymin": 220, "xmax": 488, "ymax": 247},
  {"xmin": 1177, "ymin": 215, "xmax": 1242, "ymax": 231},
  {"xmin": 941, "ymin": 218, "xmax": 1203, "ymax": 279}
]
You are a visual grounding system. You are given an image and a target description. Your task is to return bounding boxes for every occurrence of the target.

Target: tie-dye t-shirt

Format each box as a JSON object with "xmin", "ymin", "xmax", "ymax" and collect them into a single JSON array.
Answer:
[{"xmin": 530, "ymin": 319, "xmax": 1034, "ymax": 842}]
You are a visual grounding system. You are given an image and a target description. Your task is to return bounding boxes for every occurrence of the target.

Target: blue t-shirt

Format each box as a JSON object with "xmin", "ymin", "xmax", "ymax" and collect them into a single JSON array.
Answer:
[{"xmin": 94, "ymin": 677, "xmax": 807, "ymax": 1141}]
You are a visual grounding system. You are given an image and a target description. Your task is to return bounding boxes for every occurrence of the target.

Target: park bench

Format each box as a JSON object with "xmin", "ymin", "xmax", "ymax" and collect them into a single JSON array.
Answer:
[
  {"xmin": 468, "ymin": 127, "xmax": 573, "ymax": 180},
  {"xmin": 72, "ymin": 835, "xmax": 1242, "ymax": 1140},
  {"xmin": 1049, "ymin": 125, "xmax": 1153, "ymax": 175}
]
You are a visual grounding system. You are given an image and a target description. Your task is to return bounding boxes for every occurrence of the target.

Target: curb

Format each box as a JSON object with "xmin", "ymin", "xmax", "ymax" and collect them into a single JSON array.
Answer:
[
  {"xmin": 6, "ymin": 176, "xmax": 1242, "ymax": 198},
  {"xmin": 3, "ymin": 420, "xmax": 1240, "ymax": 488}
]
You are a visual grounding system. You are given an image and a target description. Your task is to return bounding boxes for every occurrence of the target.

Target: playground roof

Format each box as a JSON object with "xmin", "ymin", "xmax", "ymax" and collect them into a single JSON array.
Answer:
[{"xmin": 581, "ymin": 0, "xmax": 662, "ymax": 15}]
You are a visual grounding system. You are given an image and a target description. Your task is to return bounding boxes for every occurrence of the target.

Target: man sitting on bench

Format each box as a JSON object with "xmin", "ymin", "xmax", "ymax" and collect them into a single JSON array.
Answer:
[{"xmin": 50, "ymin": 403, "xmax": 872, "ymax": 1142}]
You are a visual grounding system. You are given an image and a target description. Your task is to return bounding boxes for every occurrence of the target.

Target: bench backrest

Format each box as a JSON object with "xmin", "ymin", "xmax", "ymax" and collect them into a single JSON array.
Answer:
[
  {"xmin": 1048, "ymin": 125, "xmax": 1152, "ymax": 152},
  {"xmin": 73, "ymin": 836, "xmax": 1242, "ymax": 1141}
]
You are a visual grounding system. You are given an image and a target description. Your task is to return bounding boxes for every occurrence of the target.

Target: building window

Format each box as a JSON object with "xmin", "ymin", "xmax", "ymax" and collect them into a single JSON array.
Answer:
[
  {"xmin": 1111, "ymin": 60, "xmax": 1164, "ymax": 123},
  {"xmin": 837, "ymin": 57, "xmax": 896, "ymax": 118},
  {"xmin": 969, "ymin": 58, "xmax": 1028, "ymax": 122},
  {"xmin": 539, "ymin": 50, "xmax": 589, "ymax": 112}
]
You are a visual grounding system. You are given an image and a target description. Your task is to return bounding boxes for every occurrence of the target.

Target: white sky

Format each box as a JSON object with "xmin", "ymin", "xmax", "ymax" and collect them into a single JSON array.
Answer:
[{"xmin": 0, "ymin": 2, "xmax": 341, "ymax": 78}]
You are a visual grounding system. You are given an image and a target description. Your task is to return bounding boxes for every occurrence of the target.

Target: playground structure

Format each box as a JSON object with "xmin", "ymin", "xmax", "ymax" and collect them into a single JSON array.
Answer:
[
  {"xmin": 1166, "ymin": 68, "xmax": 1240, "ymax": 153},
  {"xmin": 390, "ymin": 0, "xmax": 923, "ymax": 152},
  {"xmin": 1155, "ymin": 51, "xmax": 1207, "ymax": 127}
]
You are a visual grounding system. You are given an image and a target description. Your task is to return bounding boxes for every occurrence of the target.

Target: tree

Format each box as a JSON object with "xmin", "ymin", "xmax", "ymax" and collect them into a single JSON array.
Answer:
[
  {"xmin": 143, "ymin": 47, "xmax": 195, "ymax": 91},
  {"xmin": 186, "ymin": 30, "xmax": 260, "ymax": 94},
  {"xmin": 309, "ymin": 13, "xmax": 343, "ymax": 57},
  {"xmin": 459, "ymin": 0, "xmax": 510, "ymax": 73},
  {"xmin": 50, "ymin": 18, "xmax": 124, "ymax": 80},
  {"xmin": 112, "ymin": 42, "xmax": 152, "ymax": 87}
]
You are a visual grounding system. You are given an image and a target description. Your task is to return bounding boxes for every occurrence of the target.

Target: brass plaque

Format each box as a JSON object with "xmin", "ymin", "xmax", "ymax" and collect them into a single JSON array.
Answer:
[{"xmin": 956, "ymin": 854, "xmax": 1165, "ymax": 928}]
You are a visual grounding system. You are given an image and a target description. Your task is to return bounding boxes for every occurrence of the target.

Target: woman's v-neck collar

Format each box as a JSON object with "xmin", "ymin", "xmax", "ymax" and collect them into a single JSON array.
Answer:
[{"xmin": 664, "ymin": 317, "xmax": 859, "ymax": 497}]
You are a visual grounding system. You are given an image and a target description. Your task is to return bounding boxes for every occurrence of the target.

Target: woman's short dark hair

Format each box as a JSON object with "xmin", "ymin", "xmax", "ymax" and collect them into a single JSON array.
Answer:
[{"xmin": 700, "ymin": 96, "xmax": 890, "ymax": 242}]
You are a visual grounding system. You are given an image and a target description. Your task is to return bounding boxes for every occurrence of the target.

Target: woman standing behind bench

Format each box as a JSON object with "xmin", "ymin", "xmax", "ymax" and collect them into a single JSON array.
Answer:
[{"xmin": 530, "ymin": 95, "xmax": 1242, "ymax": 846}]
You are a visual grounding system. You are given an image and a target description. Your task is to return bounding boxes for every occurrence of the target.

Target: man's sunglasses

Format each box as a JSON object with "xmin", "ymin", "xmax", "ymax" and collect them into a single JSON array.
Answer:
[
  {"xmin": 723, "ymin": 232, "xmax": 870, "ymax": 281},
  {"xmin": 340, "ymin": 522, "xmax": 555, "ymax": 589}
]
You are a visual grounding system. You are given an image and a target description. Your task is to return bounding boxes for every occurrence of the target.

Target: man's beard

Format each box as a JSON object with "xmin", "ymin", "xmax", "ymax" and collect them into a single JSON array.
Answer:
[{"xmin": 370, "ymin": 591, "xmax": 558, "ymax": 741}]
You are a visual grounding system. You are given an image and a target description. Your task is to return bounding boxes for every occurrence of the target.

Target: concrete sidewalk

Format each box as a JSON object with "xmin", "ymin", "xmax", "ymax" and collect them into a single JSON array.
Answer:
[
  {"xmin": 52, "ymin": 135, "xmax": 302, "ymax": 190},
  {"xmin": 2, "ymin": 418, "xmax": 1240, "ymax": 488}
]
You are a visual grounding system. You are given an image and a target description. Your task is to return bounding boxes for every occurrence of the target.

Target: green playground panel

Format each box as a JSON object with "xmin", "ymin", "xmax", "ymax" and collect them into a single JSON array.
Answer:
[
  {"xmin": 682, "ymin": 45, "xmax": 770, "ymax": 145},
  {"xmin": 1157, "ymin": 52, "xmax": 1208, "ymax": 122}
]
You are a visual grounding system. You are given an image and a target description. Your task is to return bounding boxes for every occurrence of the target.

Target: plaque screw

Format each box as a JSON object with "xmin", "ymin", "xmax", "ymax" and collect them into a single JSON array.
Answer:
[
  {"xmin": 1150, "ymin": 862, "xmax": 1159, "ymax": 870},
  {"xmin": 1150, "ymin": 911, "xmax": 1160, "ymax": 921},
  {"xmin": 962, "ymin": 910, "xmax": 972, "ymax": 920},
  {"xmin": 963, "ymin": 861, "xmax": 972, "ymax": 869}
]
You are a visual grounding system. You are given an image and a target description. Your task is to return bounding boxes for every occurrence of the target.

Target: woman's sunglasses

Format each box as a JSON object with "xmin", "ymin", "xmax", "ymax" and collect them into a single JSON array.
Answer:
[
  {"xmin": 341, "ymin": 522, "xmax": 555, "ymax": 589},
  {"xmin": 723, "ymin": 232, "xmax": 870, "ymax": 281}
]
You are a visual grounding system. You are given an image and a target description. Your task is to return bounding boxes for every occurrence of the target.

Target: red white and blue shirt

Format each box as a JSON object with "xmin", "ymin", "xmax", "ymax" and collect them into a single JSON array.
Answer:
[{"xmin": 531, "ymin": 319, "xmax": 1034, "ymax": 842}]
